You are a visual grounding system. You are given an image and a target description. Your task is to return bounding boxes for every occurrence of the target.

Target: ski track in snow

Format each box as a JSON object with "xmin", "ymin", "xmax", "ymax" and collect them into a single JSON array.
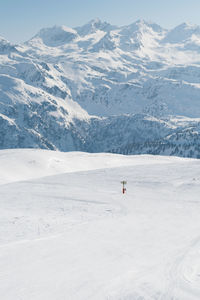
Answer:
[
  {"xmin": 0, "ymin": 150, "xmax": 200, "ymax": 299},
  {"xmin": 164, "ymin": 236, "xmax": 200, "ymax": 299}
]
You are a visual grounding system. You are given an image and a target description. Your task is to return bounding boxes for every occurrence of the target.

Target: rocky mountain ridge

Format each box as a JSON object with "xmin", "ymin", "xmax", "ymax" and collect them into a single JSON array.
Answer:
[{"xmin": 1, "ymin": 19, "xmax": 200, "ymax": 157}]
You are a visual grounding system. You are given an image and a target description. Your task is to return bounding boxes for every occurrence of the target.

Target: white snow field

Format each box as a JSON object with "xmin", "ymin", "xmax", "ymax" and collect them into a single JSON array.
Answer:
[{"xmin": 0, "ymin": 149, "xmax": 200, "ymax": 300}]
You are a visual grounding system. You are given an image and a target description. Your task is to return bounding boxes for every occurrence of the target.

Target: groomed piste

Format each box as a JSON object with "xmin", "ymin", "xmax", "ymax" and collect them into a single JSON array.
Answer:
[{"xmin": 0, "ymin": 149, "xmax": 200, "ymax": 299}]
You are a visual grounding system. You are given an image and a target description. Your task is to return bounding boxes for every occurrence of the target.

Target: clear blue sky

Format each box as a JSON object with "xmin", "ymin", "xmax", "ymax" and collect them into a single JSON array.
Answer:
[{"xmin": 1, "ymin": 0, "xmax": 200, "ymax": 43}]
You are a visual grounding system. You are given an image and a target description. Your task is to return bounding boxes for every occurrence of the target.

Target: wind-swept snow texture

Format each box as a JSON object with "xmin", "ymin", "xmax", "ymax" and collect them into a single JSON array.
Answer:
[
  {"xmin": 0, "ymin": 149, "xmax": 200, "ymax": 299},
  {"xmin": 1, "ymin": 19, "xmax": 200, "ymax": 156}
]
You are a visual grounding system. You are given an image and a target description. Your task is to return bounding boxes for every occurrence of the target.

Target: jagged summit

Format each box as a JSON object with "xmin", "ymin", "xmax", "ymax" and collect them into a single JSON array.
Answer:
[
  {"xmin": 132, "ymin": 19, "xmax": 165, "ymax": 32},
  {"xmin": 75, "ymin": 18, "xmax": 116, "ymax": 36},
  {"xmin": 163, "ymin": 22, "xmax": 200, "ymax": 44},
  {"xmin": 29, "ymin": 25, "xmax": 78, "ymax": 47},
  {"xmin": 119, "ymin": 19, "xmax": 166, "ymax": 40},
  {"xmin": 0, "ymin": 36, "xmax": 9, "ymax": 43},
  {"xmin": 88, "ymin": 18, "xmax": 108, "ymax": 27},
  {"xmin": 0, "ymin": 36, "xmax": 17, "ymax": 53},
  {"xmin": 114, "ymin": 19, "xmax": 166, "ymax": 52},
  {"xmin": 25, "ymin": 19, "xmax": 200, "ymax": 50}
]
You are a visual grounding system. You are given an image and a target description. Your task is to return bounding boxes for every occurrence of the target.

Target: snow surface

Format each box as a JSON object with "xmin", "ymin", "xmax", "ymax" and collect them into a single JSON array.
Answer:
[{"xmin": 0, "ymin": 149, "xmax": 200, "ymax": 299}]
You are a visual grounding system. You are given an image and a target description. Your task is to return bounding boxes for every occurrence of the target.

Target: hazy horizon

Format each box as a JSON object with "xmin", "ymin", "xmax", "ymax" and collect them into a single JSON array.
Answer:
[{"xmin": 1, "ymin": 0, "xmax": 200, "ymax": 43}]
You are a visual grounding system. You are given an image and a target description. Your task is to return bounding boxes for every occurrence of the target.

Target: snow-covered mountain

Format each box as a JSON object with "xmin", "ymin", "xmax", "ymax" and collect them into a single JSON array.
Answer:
[{"xmin": 1, "ymin": 19, "xmax": 200, "ymax": 157}]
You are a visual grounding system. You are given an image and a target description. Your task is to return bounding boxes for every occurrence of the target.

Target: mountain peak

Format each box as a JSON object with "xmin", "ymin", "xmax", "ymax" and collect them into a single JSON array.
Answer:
[
  {"xmin": 30, "ymin": 25, "xmax": 78, "ymax": 47},
  {"xmin": 163, "ymin": 22, "xmax": 200, "ymax": 44},
  {"xmin": 178, "ymin": 22, "xmax": 198, "ymax": 29},
  {"xmin": 75, "ymin": 19, "xmax": 116, "ymax": 36},
  {"xmin": 135, "ymin": 19, "xmax": 151, "ymax": 26},
  {"xmin": 0, "ymin": 36, "xmax": 10, "ymax": 45},
  {"xmin": 0, "ymin": 36, "xmax": 17, "ymax": 53},
  {"xmin": 135, "ymin": 19, "xmax": 165, "ymax": 32},
  {"xmin": 121, "ymin": 19, "xmax": 165, "ymax": 35},
  {"xmin": 88, "ymin": 18, "xmax": 102, "ymax": 26}
]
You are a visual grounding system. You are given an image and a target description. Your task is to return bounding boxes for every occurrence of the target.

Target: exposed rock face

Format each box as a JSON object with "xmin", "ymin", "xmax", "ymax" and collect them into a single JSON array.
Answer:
[{"xmin": 1, "ymin": 19, "xmax": 200, "ymax": 157}]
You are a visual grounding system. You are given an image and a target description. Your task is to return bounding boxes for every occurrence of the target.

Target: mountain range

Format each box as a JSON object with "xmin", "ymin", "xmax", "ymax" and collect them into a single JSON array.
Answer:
[{"xmin": 1, "ymin": 19, "xmax": 200, "ymax": 157}]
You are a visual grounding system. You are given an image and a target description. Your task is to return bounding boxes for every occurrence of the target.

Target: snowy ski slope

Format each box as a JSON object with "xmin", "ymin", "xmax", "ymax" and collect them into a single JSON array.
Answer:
[{"xmin": 0, "ymin": 149, "xmax": 200, "ymax": 299}]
